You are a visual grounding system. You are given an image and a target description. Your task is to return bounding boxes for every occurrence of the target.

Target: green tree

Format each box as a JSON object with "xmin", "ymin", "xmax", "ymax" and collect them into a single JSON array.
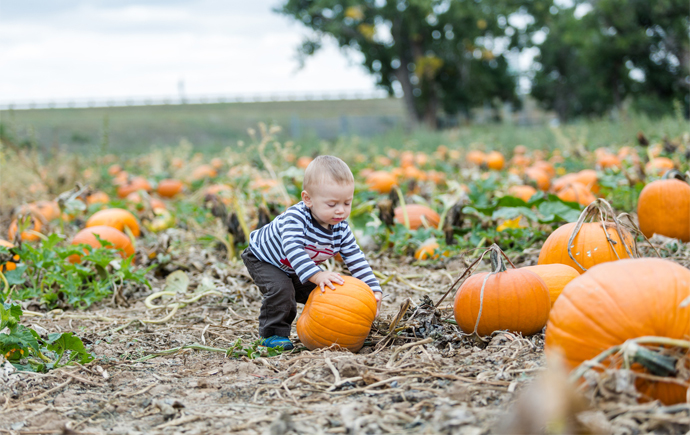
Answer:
[
  {"xmin": 277, "ymin": 0, "xmax": 553, "ymax": 128},
  {"xmin": 532, "ymin": 0, "xmax": 689, "ymax": 121}
]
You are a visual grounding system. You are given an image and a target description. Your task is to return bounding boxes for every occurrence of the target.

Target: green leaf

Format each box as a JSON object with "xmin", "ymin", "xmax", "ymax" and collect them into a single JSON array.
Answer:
[
  {"xmin": 0, "ymin": 303, "xmax": 23, "ymax": 330},
  {"xmin": 46, "ymin": 332, "xmax": 94, "ymax": 365},
  {"xmin": 538, "ymin": 201, "xmax": 581, "ymax": 223},
  {"xmin": 165, "ymin": 270, "xmax": 190, "ymax": 294},
  {"xmin": 492, "ymin": 206, "xmax": 539, "ymax": 222},
  {"xmin": 0, "ymin": 325, "xmax": 40, "ymax": 354},
  {"xmin": 3, "ymin": 264, "xmax": 27, "ymax": 286}
]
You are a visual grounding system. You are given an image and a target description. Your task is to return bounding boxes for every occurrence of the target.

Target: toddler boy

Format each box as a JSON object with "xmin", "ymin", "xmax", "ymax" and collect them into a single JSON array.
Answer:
[{"xmin": 241, "ymin": 155, "xmax": 383, "ymax": 350}]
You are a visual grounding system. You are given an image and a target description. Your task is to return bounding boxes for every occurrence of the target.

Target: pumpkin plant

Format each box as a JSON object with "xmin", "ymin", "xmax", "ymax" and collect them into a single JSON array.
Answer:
[
  {"xmin": 296, "ymin": 276, "xmax": 377, "ymax": 352},
  {"xmin": 637, "ymin": 170, "xmax": 690, "ymax": 242},
  {"xmin": 451, "ymin": 244, "xmax": 550, "ymax": 337},
  {"xmin": 545, "ymin": 258, "xmax": 690, "ymax": 405},
  {"xmin": 538, "ymin": 199, "xmax": 636, "ymax": 273}
]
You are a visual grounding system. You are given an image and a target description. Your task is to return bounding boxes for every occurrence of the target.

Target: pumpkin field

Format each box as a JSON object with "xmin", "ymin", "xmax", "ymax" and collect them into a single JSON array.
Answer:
[{"xmin": 1, "ymin": 115, "xmax": 689, "ymax": 434}]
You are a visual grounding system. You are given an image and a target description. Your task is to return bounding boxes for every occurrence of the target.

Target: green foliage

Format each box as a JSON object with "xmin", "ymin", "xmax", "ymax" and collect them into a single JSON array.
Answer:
[
  {"xmin": 533, "ymin": 1, "xmax": 689, "ymax": 120},
  {"xmin": 278, "ymin": 0, "xmax": 553, "ymax": 127},
  {"xmin": 0, "ymin": 303, "xmax": 94, "ymax": 372},
  {"xmin": 229, "ymin": 338, "xmax": 284, "ymax": 359},
  {"xmin": 2, "ymin": 234, "xmax": 150, "ymax": 309}
]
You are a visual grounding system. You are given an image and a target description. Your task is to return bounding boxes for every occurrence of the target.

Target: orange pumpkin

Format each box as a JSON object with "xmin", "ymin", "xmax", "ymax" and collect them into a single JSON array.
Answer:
[
  {"xmin": 394, "ymin": 204, "xmax": 440, "ymax": 230},
  {"xmin": 157, "ymin": 179, "xmax": 185, "ymax": 198},
  {"xmin": 86, "ymin": 208, "xmax": 141, "ymax": 237},
  {"xmin": 556, "ymin": 182, "xmax": 596, "ymax": 206},
  {"xmin": 538, "ymin": 222, "xmax": 634, "ymax": 273},
  {"xmin": 646, "ymin": 157, "xmax": 675, "ymax": 176},
  {"xmin": 466, "ymin": 150, "xmax": 486, "ymax": 167},
  {"xmin": 525, "ymin": 167, "xmax": 551, "ymax": 191},
  {"xmin": 366, "ymin": 171, "xmax": 397, "ymax": 194},
  {"xmin": 107, "ymin": 164, "xmax": 122, "ymax": 176},
  {"xmin": 532, "ymin": 160, "xmax": 555, "ymax": 179},
  {"xmin": 596, "ymin": 153, "xmax": 622, "ymax": 170},
  {"xmin": 545, "ymin": 258, "xmax": 690, "ymax": 405},
  {"xmin": 297, "ymin": 156, "xmax": 313, "ymax": 170},
  {"xmin": 574, "ymin": 169, "xmax": 599, "ymax": 194},
  {"xmin": 400, "ymin": 151, "xmax": 415, "ymax": 168},
  {"xmin": 69, "ymin": 226, "xmax": 135, "ymax": 263},
  {"xmin": 0, "ymin": 239, "xmax": 19, "ymax": 272},
  {"xmin": 485, "ymin": 151, "xmax": 505, "ymax": 171},
  {"xmin": 86, "ymin": 191, "xmax": 110, "ymax": 205},
  {"xmin": 414, "ymin": 240, "xmax": 449, "ymax": 260},
  {"xmin": 513, "ymin": 145, "xmax": 528, "ymax": 155},
  {"xmin": 522, "ymin": 264, "xmax": 579, "ymax": 307},
  {"xmin": 189, "ymin": 164, "xmax": 218, "ymax": 181},
  {"xmin": 507, "ymin": 185, "xmax": 537, "ymax": 202},
  {"xmin": 454, "ymin": 249, "xmax": 550, "ymax": 336},
  {"xmin": 510, "ymin": 155, "xmax": 531, "ymax": 169},
  {"xmin": 296, "ymin": 276, "xmax": 377, "ymax": 352},
  {"xmin": 637, "ymin": 176, "xmax": 690, "ymax": 242},
  {"xmin": 8, "ymin": 216, "xmax": 43, "ymax": 242},
  {"xmin": 117, "ymin": 176, "xmax": 152, "ymax": 198},
  {"xmin": 210, "ymin": 157, "xmax": 224, "ymax": 169}
]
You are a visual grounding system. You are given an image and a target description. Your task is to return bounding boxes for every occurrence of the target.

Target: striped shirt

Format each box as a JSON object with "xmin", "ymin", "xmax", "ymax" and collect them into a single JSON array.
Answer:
[{"xmin": 248, "ymin": 201, "xmax": 382, "ymax": 293}]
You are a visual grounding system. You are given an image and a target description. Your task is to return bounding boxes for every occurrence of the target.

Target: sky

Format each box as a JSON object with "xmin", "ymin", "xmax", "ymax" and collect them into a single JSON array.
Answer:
[{"xmin": 0, "ymin": 0, "xmax": 377, "ymax": 102}]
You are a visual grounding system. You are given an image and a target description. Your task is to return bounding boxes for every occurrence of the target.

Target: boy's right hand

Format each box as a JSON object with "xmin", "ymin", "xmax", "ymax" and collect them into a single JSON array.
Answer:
[{"xmin": 309, "ymin": 271, "xmax": 344, "ymax": 292}]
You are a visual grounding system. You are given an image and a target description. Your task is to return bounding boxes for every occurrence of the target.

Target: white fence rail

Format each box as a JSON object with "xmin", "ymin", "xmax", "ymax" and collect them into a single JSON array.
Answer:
[{"xmin": 0, "ymin": 90, "xmax": 390, "ymax": 111}]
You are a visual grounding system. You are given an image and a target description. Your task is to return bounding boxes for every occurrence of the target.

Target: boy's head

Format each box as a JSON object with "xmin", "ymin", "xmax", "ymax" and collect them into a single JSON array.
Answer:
[{"xmin": 301, "ymin": 155, "xmax": 355, "ymax": 228}]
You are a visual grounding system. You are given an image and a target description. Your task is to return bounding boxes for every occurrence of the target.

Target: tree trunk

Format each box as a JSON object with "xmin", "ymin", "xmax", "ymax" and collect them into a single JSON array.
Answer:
[{"xmin": 394, "ymin": 68, "xmax": 420, "ymax": 128}]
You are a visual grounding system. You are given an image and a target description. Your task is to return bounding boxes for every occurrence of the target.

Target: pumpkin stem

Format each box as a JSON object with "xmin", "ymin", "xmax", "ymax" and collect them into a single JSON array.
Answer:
[
  {"xmin": 489, "ymin": 247, "xmax": 508, "ymax": 273},
  {"xmin": 661, "ymin": 169, "xmax": 689, "ymax": 182},
  {"xmin": 566, "ymin": 198, "xmax": 638, "ymax": 272}
]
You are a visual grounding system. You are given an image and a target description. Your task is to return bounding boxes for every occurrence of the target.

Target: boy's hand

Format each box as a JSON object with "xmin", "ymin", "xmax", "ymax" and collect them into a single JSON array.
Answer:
[
  {"xmin": 309, "ymin": 271, "xmax": 344, "ymax": 292},
  {"xmin": 374, "ymin": 292, "xmax": 382, "ymax": 317}
]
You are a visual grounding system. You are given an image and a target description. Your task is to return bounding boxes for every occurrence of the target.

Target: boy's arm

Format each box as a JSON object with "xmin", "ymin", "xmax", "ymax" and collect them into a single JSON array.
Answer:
[
  {"xmin": 338, "ymin": 223, "xmax": 383, "ymax": 294},
  {"xmin": 279, "ymin": 215, "xmax": 323, "ymax": 283}
]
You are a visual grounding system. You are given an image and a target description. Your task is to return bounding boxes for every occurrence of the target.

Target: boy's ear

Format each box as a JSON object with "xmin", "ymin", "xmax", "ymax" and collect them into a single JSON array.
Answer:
[{"xmin": 301, "ymin": 190, "xmax": 312, "ymax": 206}]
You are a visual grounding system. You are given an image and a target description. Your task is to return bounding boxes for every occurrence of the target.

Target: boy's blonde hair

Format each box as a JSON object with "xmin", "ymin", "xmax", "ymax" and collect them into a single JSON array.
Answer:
[{"xmin": 303, "ymin": 155, "xmax": 354, "ymax": 191}]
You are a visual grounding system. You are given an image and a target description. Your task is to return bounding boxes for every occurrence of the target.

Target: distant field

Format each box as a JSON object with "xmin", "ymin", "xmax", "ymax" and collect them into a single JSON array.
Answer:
[
  {"xmin": 0, "ymin": 98, "xmax": 686, "ymax": 158},
  {"xmin": 0, "ymin": 98, "xmax": 406, "ymax": 154}
]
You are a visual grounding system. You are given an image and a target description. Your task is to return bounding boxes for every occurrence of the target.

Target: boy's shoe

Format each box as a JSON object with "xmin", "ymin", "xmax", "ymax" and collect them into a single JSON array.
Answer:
[{"xmin": 259, "ymin": 335, "xmax": 294, "ymax": 350}]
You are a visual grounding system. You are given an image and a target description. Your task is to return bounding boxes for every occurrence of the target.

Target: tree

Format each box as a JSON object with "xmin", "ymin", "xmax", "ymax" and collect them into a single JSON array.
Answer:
[
  {"xmin": 532, "ymin": 0, "xmax": 689, "ymax": 121},
  {"xmin": 277, "ymin": 0, "xmax": 553, "ymax": 128}
]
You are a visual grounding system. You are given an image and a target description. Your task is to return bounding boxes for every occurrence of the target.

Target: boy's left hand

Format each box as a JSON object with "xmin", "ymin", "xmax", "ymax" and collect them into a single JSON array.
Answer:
[{"xmin": 374, "ymin": 292, "xmax": 382, "ymax": 317}]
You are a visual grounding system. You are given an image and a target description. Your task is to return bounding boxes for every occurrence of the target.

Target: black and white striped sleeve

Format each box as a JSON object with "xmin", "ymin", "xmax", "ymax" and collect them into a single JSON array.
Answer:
[
  {"xmin": 338, "ymin": 223, "xmax": 383, "ymax": 293},
  {"xmin": 278, "ymin": 214, "xmax": 323, "ymax": 283}
]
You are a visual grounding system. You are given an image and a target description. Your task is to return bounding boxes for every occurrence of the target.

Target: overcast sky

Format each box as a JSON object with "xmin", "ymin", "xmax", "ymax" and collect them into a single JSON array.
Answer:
[{"xmin": 0, "ymin": 0, "xmax": 376, "ymax": 102}]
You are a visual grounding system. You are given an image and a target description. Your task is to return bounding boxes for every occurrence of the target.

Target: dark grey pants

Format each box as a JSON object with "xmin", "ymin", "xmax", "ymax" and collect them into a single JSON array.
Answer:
[{"xmin": 241, "ymin": 248, "xmax": 317, "ymax": 337}]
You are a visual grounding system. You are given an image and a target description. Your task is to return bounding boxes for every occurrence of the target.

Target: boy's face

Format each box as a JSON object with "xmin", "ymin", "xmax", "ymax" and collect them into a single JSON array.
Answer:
[{"xmin": 301, "ymin": 180, "xmax": 354, "ymax": 228}]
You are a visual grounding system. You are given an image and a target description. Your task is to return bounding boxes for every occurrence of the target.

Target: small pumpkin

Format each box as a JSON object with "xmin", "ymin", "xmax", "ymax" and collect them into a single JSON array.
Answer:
[
  {"xmin": 545, "ymin": 258, "xmax": 690, "ymax": 405},
  {"xmin": 525, "ymin": 167, "xmax": 551, "ymax": 191},
  {"xmin": 454, "ymin": 246, "xmax": 550, "ymax": 336},
  {"xmin": 157, "ymin": 179, "xmax": 185, "ymax": 198},
  {"xmin": 596, "ymin": 152, "xmax": 622, "ymax": 170},
  {"xmin": 117, "ymin": 176, "xmax": 153, "ymax": 198},
  {"xmin": 189, "ymin": 164, "xmax": 218, "ymax": 181},
  {"xmin": 485, "ymin": 151, "xmax": 505, "ymax": 171},
  {"xmin": 532, "ymin": 160, "xmax": 556, "ymax": 179},
  {"xmin": 86, "ymin": 191, "xmax": 110, "ymax": 205},
  {"xmin": 556, "ymin": 182, "xmax": 596, "ymax": 206},
  {"xmin": 86, "ymin": 208, "xmax": 141, "ymax": 237},
  {"xmin": 466, "ymin": 150, "xmax": 486, "ymax": 167},
  {"xmin": 637, "ymin": 172, "xmax": 690, "ymax": 242},
  {"xmin": 0, "ymin": 239, "xmax": 19, "ymax": 272},
  {"xmin": 296, "ymin": 276, "xmax": 377, "ymax": 352},
  {"xmin": 414, "ymin": 239, "xmax": 449, "ymax": 260},
  {"xmin": 522, "ymin": 264, "xmax": 579, "ymax": 307},
  {"xmin": 69, "ymin": 226, "xmax": 135, "ymax": 263},
  {"xmin": 507, "ymin": 185, "xmax": 537, "ymax": 202},
  {"xmin": 8, "ymin": 216, "xmax": 43, "ymax": 242},
  {"xmin": 394, "ymin": 204, "xmax": 440, "ymax": 230},
  {"xmin": 646, "ymin": 157, "xmax": 675, "ymax": 176},
  {"xmin": 366, "ymin": 171, "xmax": 397, "ymax": 194}
]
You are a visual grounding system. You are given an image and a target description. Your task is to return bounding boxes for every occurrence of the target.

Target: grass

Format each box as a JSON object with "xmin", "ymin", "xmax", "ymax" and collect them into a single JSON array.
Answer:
[{"xmin": 0, "ymin": 98, "xmax": 687, "ymax": 159}]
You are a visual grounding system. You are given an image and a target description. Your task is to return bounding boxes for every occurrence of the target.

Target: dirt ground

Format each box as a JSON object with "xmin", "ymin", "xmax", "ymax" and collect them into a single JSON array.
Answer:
[{"xmin": 1, "ymin": 247, "xmax": 689, "ymax": 435}]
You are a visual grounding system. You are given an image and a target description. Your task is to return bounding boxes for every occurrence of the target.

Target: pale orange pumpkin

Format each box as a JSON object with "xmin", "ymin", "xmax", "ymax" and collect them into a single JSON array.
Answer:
[
  {"xmin": 296, "ymin": 276, "xmax": 377, "ymax": 352},
  {"xmin": 117, "ymin": 176, "xmax": 153, "ymax": 198},
  {"xmin": 522, "ymin": 264, "xmax": 579, "ymax": 307},
  {"xmin": 365, "ymin": 171, "xmax": 397, "ymax": 194},
  {"xmin": 157, "ymin": 179, "xmax": 185, "ymax": 198},
  {"xmin": 556, "ymin": 182, "xmax": 596, "ymax": 206},
  {"xmin": 466, "ymin": 150, "xmax": 486, "ymax": 167},
  {"xmin": 69, "ymin": 226, "xmax": 135, "ymax": 263},
  {"xmin": 508, "ymin": 185, "xmax": 537, "ymax": 202},
  {"xmin": 525, "ymin": 167, "xmax": 551, "ymax": 191},
  {"xmin": 189, "ymin": 164, "xmax": 218, "ymax": 181},
  {"xmin": 394, "ymin": 204, "xmax": 440, "ymax": 230},
  {"xmin": 86, "ymin": 208, "xmax": 141, "ymax": 237}
]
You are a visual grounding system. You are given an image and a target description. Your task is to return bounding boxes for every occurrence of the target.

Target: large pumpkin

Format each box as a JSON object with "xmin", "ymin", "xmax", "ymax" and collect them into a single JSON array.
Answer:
[
  {"xmin": 637, "ymin": 176, "xmax": 690, "ymax": 242},
  {"xmin": 296, "ymin": 276, "xmax": 377, "ymax": 352},
  {"xmin": 522, "ymin": 264, "xmax": 579, "ymax": 307},
  {"xmin": 454, "ymin": 251, "xmax": 550, "ymax": 337},
  {"xmin": 394, "ymin": 204, "xmax": 440, "ymax": 230},
  {"xmin": 69, "ymin": 226, "xmax": 135, "ymax": 263},
  {"xmin": 545, "ymin": 258, "xmax": 690, "ymax": 405},
  {"xmin": 538, "ymin": 222, "xmax": 633, "ymax": 273},
  {"xmin": 86, "ymin": 208, "xmax": 141, "ymax": 237}
]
